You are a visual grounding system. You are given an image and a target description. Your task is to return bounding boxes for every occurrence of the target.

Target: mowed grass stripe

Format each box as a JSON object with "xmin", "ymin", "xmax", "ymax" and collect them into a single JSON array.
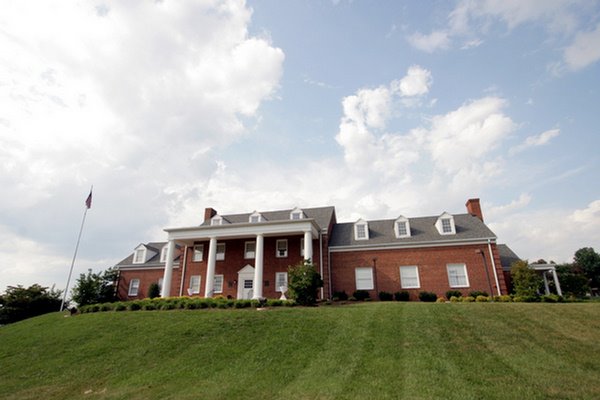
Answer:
[{"xmin": 1, "ymin": 303, "xmax": 600, "ymax": 399}]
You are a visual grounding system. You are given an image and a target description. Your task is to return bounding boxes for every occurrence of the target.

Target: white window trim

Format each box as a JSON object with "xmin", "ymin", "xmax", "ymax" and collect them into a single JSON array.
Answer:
[
  {"xmin": 128, "ymin": 279, "xmax": 140, "ymax": 296},
  {"xmin": 189, "ymin": 275, "xmax": 201, "ymax": 294},
  {"xmin": 355, "ymin": 267, "xmax": 374, "ymax": 290},
  {"xmin": 290, "ymin": 207, "xmax": 304, "ymax": 220},
  {"xmin": 245, "ymin": 241, "xmax": 256, "ymax": 259},
  {"xmin": 275, "ymin": 272, "xmax": 288, "ymax": 292},
  {"xmin": 395, "ymin": 216, "xmax": 411, "ymax": 238},
  {"xmin": 354, "ymin": 219, "xmax": 369, "ymax": 241},
  {"xmin": 276, "ymin": 239, "xmax": 288, "ymax": 258},
  {"xmin": 133, "ymin": 247, "xmax": 146, "ymax": 264},
  {"xmin": 249, "ymin": 211, "xmax": 263, "ymax": 223},
  {"xmin": 211, "ymin": 215, "xmax": 223, "ymax": 226},
  {"xmin": 447, "ymin": 263, "xmax": 470, "ymax": 288},
  {"xmin": 435, "ymin": 212, "xmax": 456, "ymax": 235},
  {"xmin": 192, "ymin": 244, "xmax": 204, "ymax": 262},
  {"xmin": 399, "ymin": 265, "xmax": 420, "ymax": 289},
  {"xmin": 216, "ymin": 243, "xmax": 226, "ymax": 261},
  {"xmin": 214, "ymin": 274, "xmax": 224, "ymax": 294}
]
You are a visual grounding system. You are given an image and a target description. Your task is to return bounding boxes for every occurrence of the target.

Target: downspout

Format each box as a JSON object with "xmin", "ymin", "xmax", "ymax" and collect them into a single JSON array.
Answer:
[
  {"xmin": 487, "ymin": 239, "xmax": 502, "ymax": 296},
  {"xmin": 319, "ymin": 231, "xmax": 324, "ymax": 300},
  {"xmin": 328, "ymin": 240, "xmax": 333, "ymax": 299},
  {"xmin": 179, "ymin": 245, "xmax": 188, "ymax": 297}
]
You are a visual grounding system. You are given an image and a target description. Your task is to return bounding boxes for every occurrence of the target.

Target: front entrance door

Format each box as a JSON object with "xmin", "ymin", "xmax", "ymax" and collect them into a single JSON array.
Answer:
[{"xmin": 237, "ymin": 264, "xmax": 255, "ymax": 299}]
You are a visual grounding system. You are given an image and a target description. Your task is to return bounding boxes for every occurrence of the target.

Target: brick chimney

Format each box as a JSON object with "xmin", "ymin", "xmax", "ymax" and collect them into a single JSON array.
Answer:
[
  {"xmin": 465, "ymin": 198, "xmax": 484, "ymax": 221},
  {"xmin": 204, "ymin": 207, "xmax": 217, "ymax": 223}
]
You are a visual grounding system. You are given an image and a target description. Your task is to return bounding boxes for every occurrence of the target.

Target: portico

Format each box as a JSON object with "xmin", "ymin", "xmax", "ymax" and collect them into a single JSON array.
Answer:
[{"xmin": 161, "ymin": 218, "xmax": 319, "ymax": 299}]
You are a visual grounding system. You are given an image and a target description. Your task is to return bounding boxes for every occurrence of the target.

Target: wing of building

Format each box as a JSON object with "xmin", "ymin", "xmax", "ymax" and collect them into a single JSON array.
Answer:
[{"xmin": 115, "ymin": 199, "xmax": 515, "ymax": 301}]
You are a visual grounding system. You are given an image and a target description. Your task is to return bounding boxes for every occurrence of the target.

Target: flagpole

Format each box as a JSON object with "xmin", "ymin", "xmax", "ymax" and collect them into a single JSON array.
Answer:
[{"xmin": 60, "ymin": 187, "xmax": 92, "ymax": 311}]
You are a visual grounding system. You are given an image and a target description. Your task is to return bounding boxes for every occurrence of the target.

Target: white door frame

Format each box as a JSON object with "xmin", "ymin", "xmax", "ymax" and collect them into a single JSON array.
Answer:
[{"xmin": 237, "ymin": 264, "xmax": 255, "ymax": 299}]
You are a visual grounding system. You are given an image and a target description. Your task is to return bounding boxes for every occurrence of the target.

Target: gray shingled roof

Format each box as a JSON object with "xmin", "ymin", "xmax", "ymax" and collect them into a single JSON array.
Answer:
[
  {"xmin": 329, "ymin": 213, "xmax": 496, "ymax": 247},
  {"xmin": 497, "ymin": 244, "xmax": 521, "ymax": 271},
  {"xmin": 116, "ymin": 242, "xmax": 180, "ymax": 268},
  {"xmin": 202, "ymin": 206, "xmax": 336, "ymax": 232}
]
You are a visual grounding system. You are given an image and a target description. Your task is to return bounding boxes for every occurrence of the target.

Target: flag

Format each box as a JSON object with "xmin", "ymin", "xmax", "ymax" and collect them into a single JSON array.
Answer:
[{"xmin": 85, "ymin": 189, "xmax": 92, "ymax": 209}]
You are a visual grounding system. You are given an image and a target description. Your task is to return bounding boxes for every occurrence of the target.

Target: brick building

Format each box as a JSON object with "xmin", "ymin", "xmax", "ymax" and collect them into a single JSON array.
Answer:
[{"xmin": 115, "ymin": 199, "xmax": 511, "ymax": 301}]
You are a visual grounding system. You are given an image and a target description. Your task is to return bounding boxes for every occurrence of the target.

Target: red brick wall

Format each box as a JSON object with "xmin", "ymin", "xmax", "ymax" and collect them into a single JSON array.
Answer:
[
  {"xmin": 117, "ymin": 267, "xmax": 182, "ymax": 300},
  {"xmin": 330, "ymin": 243, "xmax": 508, "ymax": 300}
]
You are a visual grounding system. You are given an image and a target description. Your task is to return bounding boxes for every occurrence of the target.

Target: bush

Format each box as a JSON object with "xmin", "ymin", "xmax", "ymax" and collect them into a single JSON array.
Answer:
[
  {"xmin": 469, "ymin": 291, "xmax": 489, "ymax": 298},
  {"xmin": 353, "ymin": 290, "xmax": 370, "ymax": 301},
  {"xmin": 147, "ymin": 282, "xmax": 161, "ymax": 299},
  {"xmin": 378, "ymin": 291, "xmax": 393, "ymax": 301},
  {"xmin": 449, "ymin": 296, "xmax": 460, "ymax": 302},
  {"xmin": 128, "ymin": 301, "xmax": 142, "ymax": 311},
  {"xmin": 436, "ymin": 297, "xmax": 446, "ymax": 303},
  {"xmin": 394, "ymin": 291, "xmax": 410, "ymax": 301},
  {"xmin": 418, "ymin": 291, "xmax": 437, "ymax": 302},
  {"xmin": 114, "ymin": 302, "xmax": 127, "ymax": 311},
  {"xmin": 332, "ymin": 290, "xmax": 348, "ymax": 301},
  {"xmin": 541, "ymin": 294, "xmax": 564, "ymax": 303},
  {"xmin": 462, "ymin": 296, "xmax": 475, "ymax": 302},
  {"xmin": 287, "ymin": 261, "xmax": 323, "ymax": 306},
  {"xmin": 446, "ymin": 290, "xmax": 462, "ymax": 299},
  {"xmin": 267, "ymin": 299, "xmax": 283, "ymax": 307},
  {"xmin": 475, "ymin": 295, "xmax": 489, "ymax": 302},
  {"xmin": 497, "ymin": 295, "xmax": 512, "ymax": 302},
  {"xmin": 0, "ymin": 284, "xmax": 63, "ymax": 324},
  {"xmin": 511, "ymin": 260, "xmax": 542, "ymax": 298},
  {"xmin": 348, "ymin": 296, "xmax": 357, "ymax": 301},
  {"xmin": 99, "ymin": 303, "xmax": 113, "ymax": 311}
]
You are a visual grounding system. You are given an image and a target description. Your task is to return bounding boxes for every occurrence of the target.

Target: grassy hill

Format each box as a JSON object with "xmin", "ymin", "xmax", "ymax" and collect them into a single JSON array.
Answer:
[{"xmin": 1, "ymin": 302, "xmax": 599, "ymax": 400}]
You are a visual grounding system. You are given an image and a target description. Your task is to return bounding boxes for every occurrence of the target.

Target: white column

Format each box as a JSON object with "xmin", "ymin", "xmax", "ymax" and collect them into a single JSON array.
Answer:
[
  {"xmin": 253, "ymin": 234, "xmax": 264, "ymax": 299},
  {"xmin": 543, "ymin": 272, "xmax": 550, "ymax": 295},
  {"xmin": 204, "ymin": 237, "xmax": 217, "ymax": 297},
  {"xmin": 161, "ymin": 239, "xmax": 176, "ymax": 297},
  {"xmin": 304, "ymin": 230, "xmax": 313, "ymax": 262},
  {"xmin": 551, "ymin": 267, "xmax": 563, "ymax": 296}
]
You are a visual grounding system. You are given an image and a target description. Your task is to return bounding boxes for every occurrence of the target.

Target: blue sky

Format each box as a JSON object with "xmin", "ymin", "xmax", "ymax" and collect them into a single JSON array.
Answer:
[{"xmin": 1, "ymin": 0, "xmax": 599, "ymax": 292}]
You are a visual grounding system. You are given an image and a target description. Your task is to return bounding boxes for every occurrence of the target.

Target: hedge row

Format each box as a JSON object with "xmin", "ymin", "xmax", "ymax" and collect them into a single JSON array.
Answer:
[{"xmin": 78, "ymin": 296, "xmax": 296, "ymax": 313}]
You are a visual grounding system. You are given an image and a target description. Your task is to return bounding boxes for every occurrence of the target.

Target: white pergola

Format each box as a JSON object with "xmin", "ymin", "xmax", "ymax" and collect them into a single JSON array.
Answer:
[{"xmin": 530, "ymin": 263, "xmax": 562, "ymax": 296}]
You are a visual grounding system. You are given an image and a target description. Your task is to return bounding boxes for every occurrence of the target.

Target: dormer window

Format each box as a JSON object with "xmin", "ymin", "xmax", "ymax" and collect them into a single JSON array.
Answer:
[
  {"xmin": 249, "ymin": 211, "xmax": 264, "ymax": 223},
  {"xmin": 290, "ymin": 207, "xmax": 304, "ymax": 220},
  {"xmin": 211, "ymin": 215, "xmax": 223, "ymax": 226},
  {"xmin": 395, "ymin": 216, "xmax": 411, "ymax": 238},
  {"xmin": 354, "ymin": 219, "xmax": 369, "ymax": 240},
  {"xmin": 435, "ymin": 212, "xmax": 456, "ymax": 235},
  {"xmin": 133, "ymin": 246, "xmax": 146, "ymax": 264},
  {"xmin": 160, "ymin": 245, "xmax": 168, "ymax": 263}
]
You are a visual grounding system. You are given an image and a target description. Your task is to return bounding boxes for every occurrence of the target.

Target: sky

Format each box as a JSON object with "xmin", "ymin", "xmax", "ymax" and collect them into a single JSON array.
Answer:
[{"xmin": 1, "ymin": 0, "xmax": 599, "ymax": 293}]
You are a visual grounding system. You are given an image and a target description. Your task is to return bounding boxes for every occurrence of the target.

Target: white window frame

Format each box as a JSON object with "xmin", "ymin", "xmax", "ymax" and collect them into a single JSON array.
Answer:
[
  {"xmin": 290, "ymin": 207, "xmax": 303, "ymax": 220},
  {"xmin": 447, "ymin": 263, "xmax": 470, "ymax": 288},
  {"xmin": 193, "ymin": 245, "xmax": 204, "ymax": 262},
  {"xmin": 435, "ymin": 213, "xmax": 456, "ymax": 235},
  {"xmin": 189, "ymin": 275, "xmax": 201, "ymax": 294},
  {"xmin": 128, "ymin": 279, "xmax": 140, "ymax": 296},
  {"xmin": 249, "ymin": 211, "xmax": 263, "ymax": 223},
  {"xmin": 214, "ymin": 274, "xmax": 224, "ymax": 294},
  {"xmin": 276, "ymin": 239, "xmax": 288, "ymax": 258},
  {"xmin": 216, "ymin": 243, "xmax": 226, "ymax": 261},
  {"xmin": 354, "ymin": 220, "xmax": 369, "ymax": 241},
  {"xmin": 275, "ymin": 272, "xmax": 288, "ymax": 292},
  {"xmin": 395, "ymin": 216, "xmax": 411, "ymax": 238},
  {"xmin": 133, "ymin": 248, "xmax": 146, "ymax": 264},
  {"xmin": 355, "ymin": 267, "xmax": 374, "ymax": 290},
  {"xmin": 160, "ymin": 245, "xmax": 168, "ymax": 263},
  {"xmin": 245, "ymin": 241, "xmax": 256, "ymax": 259},
  {"xmin": 399, "ymin": 266, "xmax": 420, "ymax": 289}
]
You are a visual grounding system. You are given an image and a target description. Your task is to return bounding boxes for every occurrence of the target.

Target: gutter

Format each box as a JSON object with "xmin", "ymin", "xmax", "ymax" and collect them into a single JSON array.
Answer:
[{"xmin": 329, "ymin": 237, "xmax": 498, "ymax": 252}]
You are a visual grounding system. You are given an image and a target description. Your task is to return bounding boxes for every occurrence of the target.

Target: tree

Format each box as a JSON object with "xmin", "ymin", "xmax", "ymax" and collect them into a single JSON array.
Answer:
[
  {"xmin": 574, "ymin": 247, "xmax": 600, "ymax": 289},
  {"xmin": 71, "ymin": 267, "xmax": 119, "ymax": 306},
  {"xmin": 147, "ymin": 282, "xmax": 161, "ymax": 299},
  {"xmin": 511, "ymin": 260, "xmax": 542, "ymax": 299},
  {"xmin": 0, "ymin": 284, "xmax": 62, "ymax": 324},
  {"xmin": 554, "ymin": 263, "xmax": 589, "ymax": 298},
  {"xmin": 287, "ymin": 260, "xmax": 323, "ymax": 306}
]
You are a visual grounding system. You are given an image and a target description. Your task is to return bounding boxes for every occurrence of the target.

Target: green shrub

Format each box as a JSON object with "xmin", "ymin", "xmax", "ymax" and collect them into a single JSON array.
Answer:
[
  {"xmin": 267, "ymin": 299, "xmax": 283, "ymax": 307},
  {"xmin": 470, "ymin": 290, "xmax": 489, "ymax": 298},
  {"xmin": 446, "ymin": 290, "xmax": 462, "ymax": 299},
  {"xmin": 449, "ymin": 296, "xmax": 460, "ymax": 302},
  {"xmin": 348, "ymin": 296, "xmax": 357, "ymax": 301},
  {"xmin": 541, "ymin": 294, "xmax": 563, "ymax": 303},
  {"xmin": 287, "ymin": 260, "xmax": 323, "ymax": 306},
  {"xmin": 462, "ymin": 296, "xmax": 475, "ymax": 302},
  {"xmin": 475, "ymin": 295, "xmax": 489, "ymax": 302},
  {"xmin": 353, "ymin": 290, "xmax": 370, "ymax": 301},
  {"xmin": 142, "ymin": 302, "xmax": 157, "ymax": 311},
  {"xmin": 114, "ymin": 302, "xmax": 127, "ymax": 311},
  {"xmin": 147, "ymin": 282, "xmax": 161, "ymax": 299},
  {"xmin": 90, "ymin": 304, "xmax": 100, "ymax": 313},
  {"xmin": 99, "ymin": 303, "xmax": 113, "ymax": 312},
  {"xmin": 497, "ymin": 295, "xmax": 512, "ymax": 302},
  {"xmin": 418, "ymin": 291, "xmax": 437, "ymax": 302},
  {"xmin": 378, "ymin": 291, "xmax": 393, "ymax": 301},
  {"xmin": 283, "ymin": 300, "xmax": 296, "ymax": 307},
  {"xmin": 332, "ymin": 290, "xmax": 348, "ymax": 301},
  {"xmin": 394, "ymin": 291, "xmax": 410, "ymax": 301},
  {"xmin": 436, "ymin": 297, "xmax": 446, "ymax": 303}
]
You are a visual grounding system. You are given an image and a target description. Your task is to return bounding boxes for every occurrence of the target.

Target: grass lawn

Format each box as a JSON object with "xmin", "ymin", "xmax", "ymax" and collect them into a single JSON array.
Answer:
[{"xmin": 1, "ymin": 302, "xmax": 599, "ymax": 399}]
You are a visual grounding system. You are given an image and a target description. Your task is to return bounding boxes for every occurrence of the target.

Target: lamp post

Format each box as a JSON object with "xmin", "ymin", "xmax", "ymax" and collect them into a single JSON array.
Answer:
[{"xmin": 477, "ymin": 249, "xmax": 494, "ymax": 300}]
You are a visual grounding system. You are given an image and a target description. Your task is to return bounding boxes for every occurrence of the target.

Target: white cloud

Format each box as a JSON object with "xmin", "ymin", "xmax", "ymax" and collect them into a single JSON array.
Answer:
[
  {"xmin": 406, "ymin": 30, "xmax": 450, "ymax": 53},
  {"xmin": 564, "ymin": 23, "xmax": 600, "ymax": 70},
  {"xmin": 391, "ymin": 65, "xmax": 433, "ymax": 97},
  {"xmin": 510, "ymin": 128, "xmax": 560, "ymax": 155}
]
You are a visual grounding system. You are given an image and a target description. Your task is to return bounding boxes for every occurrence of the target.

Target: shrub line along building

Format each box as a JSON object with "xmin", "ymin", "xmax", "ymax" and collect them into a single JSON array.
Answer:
[{"xmin": 116, "ymin": 198, "xmax": 516, "ymax": 301}]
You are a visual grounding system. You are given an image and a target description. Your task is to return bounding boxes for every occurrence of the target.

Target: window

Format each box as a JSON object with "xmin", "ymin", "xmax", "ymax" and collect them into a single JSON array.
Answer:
[
  {"xmin": 216, "ymin": 243, "xmax": 226, "ymax": 261},
  {"xmin": 133, "ymin": 248, "xmax": 145, "ymax": 264},
  {"xmin": 300, "ymin": 238, "xmax": 305, "ymax": 257},
  {"xmin": 447, "ymin": 264, "xmax": 469, "ymax": 288},
  {"xmin": 249, "ymin": 211, "xmax": 263, "ymax": 223},
  {"xmin": 395, "ymin": 216, "xmax": 411, "ymax": 238},
  {"xmin": 245, "ymin": 241, "xmax": 256, "ymax": 259},
  {"xmin": 354, "ymin": 220, "xmax": 369, "ymax": 240},
  {"xmin": 160, "ymin": 245, "xmax": 168, "ymax": 263},
  {"xmin": 128, "ymin": 279, "xmax": 140, "ymax": 296},
  {"xmin": 399, "ymin": 266, "xmax": 420, "ymax": 289},
  {"xmin": 397, "ymin": 221, "xmax": 407, "ymax": 236},
  {"xmin": 441, "ymin": 218, "xmax": 452, "ymax": 233},
  {"xmin": 193, "ymin": 245, "xmax": 204, "ymax": 262},
  {"xmin": 214, "ymin": 275, "xmax": 224, "ymax": 294},
  {"xmin": 276, "ymin": 239, "xmax": 288, "ymax": 258},
  {"xmin": 355, "ymin": 267, "xmax": 374, "ymax": 290},
  {"xmin": 435, "ymin": 213, "xmax": 456, "ymax": 235},
  {"xmin": 211, "ymin": 216, "xmax": 223, "ymax": 226},
  {"xmin": 290, "ymin": 207, "xmax": 303, "ymax": 220},
  {"xmin": 275, "ymin": 272, "xmax": 288, "ymax": 292},
  {"xmin": 189, "ymin": 275, "xmax": 201, "ymax": 294}
]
